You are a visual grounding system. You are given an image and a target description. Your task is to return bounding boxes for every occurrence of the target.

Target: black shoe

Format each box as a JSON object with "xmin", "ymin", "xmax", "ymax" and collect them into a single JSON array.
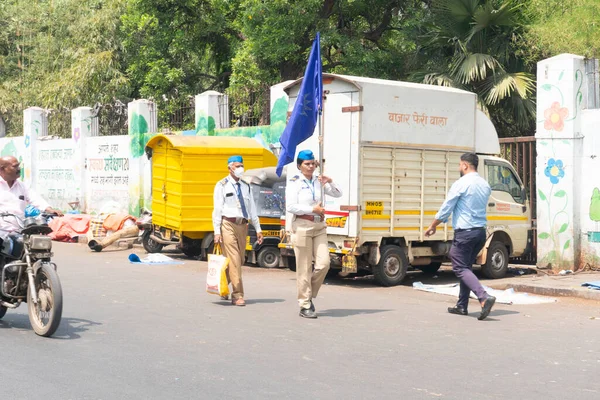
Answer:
[
  {"xmin": 478, "ymin": 296, "xmax": 496, "ymax": 320},
  {"xmin": 447, "ymin": 306, "xmax": 468, "ymax": 316},
  {"xmin": 309, "ymin": 301, "xmax": 315, "ymax": 312},
  {"xmin": 299, "ymin": 308, "xmax": 317, "ymax": 319}
]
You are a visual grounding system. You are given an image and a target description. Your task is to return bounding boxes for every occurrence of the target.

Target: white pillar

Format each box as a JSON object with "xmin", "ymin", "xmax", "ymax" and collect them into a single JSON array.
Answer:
[
  {"xmin": 535, "ymin": 54, "xmax": 587, "ymax": 270},
  {"xmin": 71, "ymin": 107, "xmax": 97, "ymax": 212},
  {"xmin": 269, "ymin": 80, "xmax": 293, "ymax": 152},
  {"xmin": 128, "ymin": 99, "xmax": 157, "ymax": 215},
  {"xmin": 23, "ymin": 107, "xmax": 48, "ymax": 189},
  {"xmin": 195, "ymin": 90, "xmax": 227, "ymax": 135}
]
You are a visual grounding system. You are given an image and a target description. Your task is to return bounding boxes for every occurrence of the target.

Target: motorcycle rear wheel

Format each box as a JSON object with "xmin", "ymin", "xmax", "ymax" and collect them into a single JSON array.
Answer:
[
  {"xmin": 28, "ymin": 263, "xmax": 63, "ymax": 337},
  {"xmin": 0, "ymin": 305, "xmax": 6, "ymax": 319}
]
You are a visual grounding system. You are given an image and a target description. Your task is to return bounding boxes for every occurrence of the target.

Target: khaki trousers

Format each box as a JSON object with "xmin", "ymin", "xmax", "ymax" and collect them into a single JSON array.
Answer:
[
  {"xmin": 221, "ymin": 220, "xmax": 248, "ymax": 300},
  {"xmin": 291, "ymin": 218, "xmax": 330, "ymax": 309}
]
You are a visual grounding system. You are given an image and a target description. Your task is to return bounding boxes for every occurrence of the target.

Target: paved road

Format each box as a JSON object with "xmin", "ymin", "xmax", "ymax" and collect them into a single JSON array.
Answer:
[{"xmin": 1, "ymin": 243, "xmax": 599, "ymax": 400}]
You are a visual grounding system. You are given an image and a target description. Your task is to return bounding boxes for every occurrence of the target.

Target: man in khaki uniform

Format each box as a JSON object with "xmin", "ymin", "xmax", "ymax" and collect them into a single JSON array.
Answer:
[{"xmin": 212, "ymin": 155, "xmax": 263, "ymax": 306}]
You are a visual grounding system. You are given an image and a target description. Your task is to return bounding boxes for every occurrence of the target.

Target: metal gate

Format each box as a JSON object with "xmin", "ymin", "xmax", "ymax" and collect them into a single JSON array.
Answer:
[{"xmin": 499, "ymin": 137, "xmax": 537, "ymax": 264}]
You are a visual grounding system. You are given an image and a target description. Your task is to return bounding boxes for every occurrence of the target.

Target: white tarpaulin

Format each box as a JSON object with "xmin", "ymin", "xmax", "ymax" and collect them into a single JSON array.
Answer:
[{"xmin": 412, "ymin": 282, "xmax": 557, "ymax": 305}]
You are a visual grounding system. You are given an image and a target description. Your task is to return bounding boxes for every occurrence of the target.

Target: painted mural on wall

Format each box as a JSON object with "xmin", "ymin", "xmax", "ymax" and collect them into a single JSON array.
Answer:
[
  {"xmin": 36, "ymin": 141, "xmax": 78, "ymax": 211},
  {"xmin": 129, "ymin": 112, "xmax": 152, "ymax": 158},
  {"xmin": 195, "ymin": 112, "xmax": 216, "ymax": 136},
  {"xmin": 536, "ymin": 68, "xmax": 583, "ymax": 268},
  {"xmin": 86, "ymin": 137, "xmax": 132, "ymax": 215},
  {"xmin": 193, "ymin": 95, "xmax": 289, "ymax": 148}
]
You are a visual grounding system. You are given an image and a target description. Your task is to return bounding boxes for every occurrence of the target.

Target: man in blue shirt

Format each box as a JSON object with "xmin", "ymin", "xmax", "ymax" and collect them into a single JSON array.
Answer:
[{"xmin": 425, "ymin": 153, "xmax": 496, "ymax": 320}]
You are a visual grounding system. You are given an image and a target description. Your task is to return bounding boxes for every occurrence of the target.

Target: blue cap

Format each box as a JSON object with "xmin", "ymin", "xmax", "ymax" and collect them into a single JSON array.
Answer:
[
  {"xmin": 228, "ymin": 155, "xmax": 243, "ymax": 164},
  {"xmin": 297, "ymin": 150, "xmax": 315, "ymax": 161}
]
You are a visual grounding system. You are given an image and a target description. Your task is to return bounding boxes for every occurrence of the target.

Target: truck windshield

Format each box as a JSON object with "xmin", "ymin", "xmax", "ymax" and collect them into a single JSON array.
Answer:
[
  {"xmin": 486, "ymin": 163, "xmax": 525, "ymax": 204},
  {"xmin": 251, "ymin": 182, "xmax": 286, "ymax": 218}
]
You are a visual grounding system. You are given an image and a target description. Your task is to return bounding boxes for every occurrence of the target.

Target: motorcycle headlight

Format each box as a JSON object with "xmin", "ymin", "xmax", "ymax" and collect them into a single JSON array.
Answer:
[{"xmin": 30, "ymin": 235, "xmax": 52, "ymax": 250}]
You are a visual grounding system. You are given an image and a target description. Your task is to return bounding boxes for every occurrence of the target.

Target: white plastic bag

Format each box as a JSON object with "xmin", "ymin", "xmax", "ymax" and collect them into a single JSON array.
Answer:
[{"xmin": 206, "ymin": 244, "xmax": 230, "ymax": 296}]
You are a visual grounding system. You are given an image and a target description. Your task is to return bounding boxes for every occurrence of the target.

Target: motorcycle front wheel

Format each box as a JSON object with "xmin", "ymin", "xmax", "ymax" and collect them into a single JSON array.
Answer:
[{"xmin": 28, "ymin": 263, "xmax": 63, "ymax": 337}]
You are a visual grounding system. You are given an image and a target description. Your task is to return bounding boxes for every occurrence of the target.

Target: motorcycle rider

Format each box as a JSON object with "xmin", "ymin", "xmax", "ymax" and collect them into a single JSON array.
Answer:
[{"xmin": 0, "ymin": 156, "xmax": 63, "ymax": 234}]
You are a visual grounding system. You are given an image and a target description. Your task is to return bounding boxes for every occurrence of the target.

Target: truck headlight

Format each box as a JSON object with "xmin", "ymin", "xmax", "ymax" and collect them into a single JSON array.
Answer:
[{"xmin": 30, "ymin": 235, "xmax": 52, "ymax": 250}]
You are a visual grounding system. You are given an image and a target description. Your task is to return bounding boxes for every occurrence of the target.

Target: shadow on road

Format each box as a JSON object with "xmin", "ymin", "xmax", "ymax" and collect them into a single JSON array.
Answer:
[
  {"xmin": 324, "ymin": 265, "xmax": 537, "ymax": 290},
  {"xmin": 468, "ymin": 309, "xmax": 520, "ymax": 319},
  {"xmin": 317, "ymin": 308, "xmax": 392, "ymax": 318},
  {"xmin": 0, "ymin": 314, "xmax": 101, "ymax": 340},
  {"xmin": 53, "ymin": 317, "xmax": 103, "ymax": 340},
  {"xmin": 211, "ymin": 298, "xmax": 286, "ymax": 306},
  {"xmin": 245, "ymin": 298, "xmax": 286, "ymax": 305}
]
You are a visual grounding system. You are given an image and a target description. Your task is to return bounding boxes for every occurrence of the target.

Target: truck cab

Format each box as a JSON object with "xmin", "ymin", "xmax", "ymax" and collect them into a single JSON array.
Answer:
[
  {"xmin": 478, "ymin": 155, "xmax": 532, "ymax": 278},
  {"xmin": 242, "ymin": 168, "xmax": 286, "ymax": 268}
]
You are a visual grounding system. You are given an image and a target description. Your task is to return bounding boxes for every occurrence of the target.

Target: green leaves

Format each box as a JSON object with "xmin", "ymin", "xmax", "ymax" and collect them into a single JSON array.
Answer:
[
  {"xmin": 564, "ymin": 240, "xmax": 571, "ymax": 250},
  {"xmin": 554, "ymin": 190, "xmax": 566, "ymax": 198},
  {"xmin": 557, "ymin": 223, "xmax": 568, "ymax": 234},
  {"xmin": 526, "ymin": 0, "xmax": 600, "ymax": 59},
  {"xmin": 538, "ymin": 232, "xmax": 550, "ymax": 239},
  {"xmin": 0, "ymin": 0, "xmax": 129, "ymax": 114},
  {"xmin": 538, "ymin": 189, "xmax": 547, "ymax": 201},
  {"xmin": 417, "ymin": 0, "xmax": 536, "ymax": 135}
]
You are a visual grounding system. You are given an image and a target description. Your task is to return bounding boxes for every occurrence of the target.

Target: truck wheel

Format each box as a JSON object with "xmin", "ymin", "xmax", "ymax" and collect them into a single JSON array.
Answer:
[
  {"xmin": 181, "ymin": 237, "xmax": 202, "ymax": 258},
  {"xmin": 417, "ymin": 262, "xmax": 442, "ymax": 275},
  {"xmin": 373, "ymin": 245, "xmax": 409, "ymax": 286},
  {"xmin": 143, "ymin": 231, "xmax": 163, "ymax": 253},
  {"xmin": 257, "ymin": 247, "xmax": 281, "ymax": 268},
  {"xmin": 284, "ymin": 256, "xmax": 296, "ymax": 272},
  {"xmin": 482, "ymin": 241, "xmax": 509, "ymax": 279}
]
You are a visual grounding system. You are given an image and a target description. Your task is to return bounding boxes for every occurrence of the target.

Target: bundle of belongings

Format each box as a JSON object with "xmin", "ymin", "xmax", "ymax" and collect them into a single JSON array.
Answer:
[
  {"xmin": 48, "ymin": 214, "xmax": 92, "ymax": 242},
  {"xmin": 87, "ymin": 213, "xmax": 139, "ymax": 252}
]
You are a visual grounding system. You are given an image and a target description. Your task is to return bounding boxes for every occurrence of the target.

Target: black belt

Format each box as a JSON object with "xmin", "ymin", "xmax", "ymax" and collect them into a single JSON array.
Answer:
[
  {"xmin": 296, "ymin": 215, "xmax": 323, "ymax": 223},
  {"xmin": 454, "ymin": 227, "xmax": 486, "ymax": 233}
]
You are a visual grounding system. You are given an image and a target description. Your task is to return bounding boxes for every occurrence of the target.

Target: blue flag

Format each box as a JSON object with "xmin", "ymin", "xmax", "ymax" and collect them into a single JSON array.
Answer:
[{"xmin": 276, "ymin": 32, "xmax": 322, "ymax": 177}]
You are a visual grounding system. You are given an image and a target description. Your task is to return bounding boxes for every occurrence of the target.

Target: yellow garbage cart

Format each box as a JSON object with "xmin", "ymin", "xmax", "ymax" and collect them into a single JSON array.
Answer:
[{"xmin": 145, "ymin": 135, "xmax": 277, "ymax": 259}]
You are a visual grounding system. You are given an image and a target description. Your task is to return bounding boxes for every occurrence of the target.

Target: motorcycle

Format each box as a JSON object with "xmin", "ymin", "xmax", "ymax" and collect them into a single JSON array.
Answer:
[{"xmin": 0, "ymin": 213, "xmax": 63, "ymax": 337}]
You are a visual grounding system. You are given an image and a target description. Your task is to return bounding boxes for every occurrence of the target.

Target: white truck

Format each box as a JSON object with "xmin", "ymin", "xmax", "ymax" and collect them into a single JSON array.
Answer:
[{"xmin": 278, "ymin": 74, "xmax": 533, "ymax": 286}]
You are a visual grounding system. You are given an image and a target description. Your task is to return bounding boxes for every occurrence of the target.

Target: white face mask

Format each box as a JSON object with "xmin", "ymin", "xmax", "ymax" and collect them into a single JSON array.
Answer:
[{"xmin": 233, "ymin": 167, "xmax": 244, "ymax": 178}]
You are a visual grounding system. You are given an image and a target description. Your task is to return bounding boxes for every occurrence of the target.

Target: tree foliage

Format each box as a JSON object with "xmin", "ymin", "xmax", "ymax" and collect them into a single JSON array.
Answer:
[
  {"xmin": 0, "ymin": 0, "xmax": 128, "ymax": 111},
  {"xmin": 411, "ymin": 0, "xmax": 536, "ymax": 136},
  {"xmin": 1, "ymin": 0, "xmax": 597, "ymax": 138},
  {"xmin": 230, "ymin": 0, "xmax": 424, "ymax": 91},
  {"xmin": 526, "ymin": 0, "xmax": 600, "ymax": 59}
]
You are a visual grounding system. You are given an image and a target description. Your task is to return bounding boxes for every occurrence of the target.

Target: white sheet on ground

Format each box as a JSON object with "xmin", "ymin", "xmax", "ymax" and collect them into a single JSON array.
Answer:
[
  {"xmin": 128, "ymin": 253, "xmax": 184, "ymax": 265},
  {"xmin": 412, "ymin": 282, "xmax": 557, "ymax": 305}
]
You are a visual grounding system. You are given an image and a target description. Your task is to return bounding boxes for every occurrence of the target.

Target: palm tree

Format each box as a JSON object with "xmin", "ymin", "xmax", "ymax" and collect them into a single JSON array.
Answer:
[{"xmin": 412, "ymin": 0, "xmax": 535, "ymax": 135}]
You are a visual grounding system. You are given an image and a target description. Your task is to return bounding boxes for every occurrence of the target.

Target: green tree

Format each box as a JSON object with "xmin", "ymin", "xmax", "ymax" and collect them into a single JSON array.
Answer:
[
  {"xmin": 1, "ymin": 0, "xmax": 128, "ymax": 107},
  {"xmin": 121, "ymin": 1, "xmax": 238, "ymax": 114},
  {"xmin": 229, "ymin": 0, "xmax": 426, "ymax": 129},
  {"xmin": 411, "ymin": 0, "xmax": 536, "ymax": 137},
  {"xmin": 0, "ymin": 0, "xmax": 129, "ymax": 135},
  {"xmin": 526, "ymin": 0, "xmax": 600, "ymax": 59}
]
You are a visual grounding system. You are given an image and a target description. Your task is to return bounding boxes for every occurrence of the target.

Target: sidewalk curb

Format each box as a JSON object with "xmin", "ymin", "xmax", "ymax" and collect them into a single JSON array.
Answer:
[{"xmin": 490, "ymin": 283, "xmax": 600, "ymax": 302}]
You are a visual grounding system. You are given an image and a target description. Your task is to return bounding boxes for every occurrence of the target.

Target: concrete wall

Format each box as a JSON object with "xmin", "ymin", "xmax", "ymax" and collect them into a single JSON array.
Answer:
[
  {"xmin": 0, "ymin": 91, "xmax": 280, "ymax": 216},
  {"xmin": 536, "ymin": 54, "xmax": 600, "ymax": 270}
]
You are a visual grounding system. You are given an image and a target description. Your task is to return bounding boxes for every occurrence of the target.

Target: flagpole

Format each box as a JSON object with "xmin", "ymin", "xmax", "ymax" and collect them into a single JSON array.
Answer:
[{"xmin": 319, "ymin": 94, "xmax": 325, "ymax": 202}]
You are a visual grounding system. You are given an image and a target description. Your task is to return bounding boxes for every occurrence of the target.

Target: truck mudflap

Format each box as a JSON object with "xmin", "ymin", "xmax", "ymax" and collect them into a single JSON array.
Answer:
[{"xmin": 522, "ymin": 229, "xmax": 534, "ymax": 256}]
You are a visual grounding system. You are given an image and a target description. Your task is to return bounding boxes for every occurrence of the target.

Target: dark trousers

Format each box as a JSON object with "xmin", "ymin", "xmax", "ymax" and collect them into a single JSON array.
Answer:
[{"xmin": 449, "ymin": 229, "xmax": 488, "ymax": 309}]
